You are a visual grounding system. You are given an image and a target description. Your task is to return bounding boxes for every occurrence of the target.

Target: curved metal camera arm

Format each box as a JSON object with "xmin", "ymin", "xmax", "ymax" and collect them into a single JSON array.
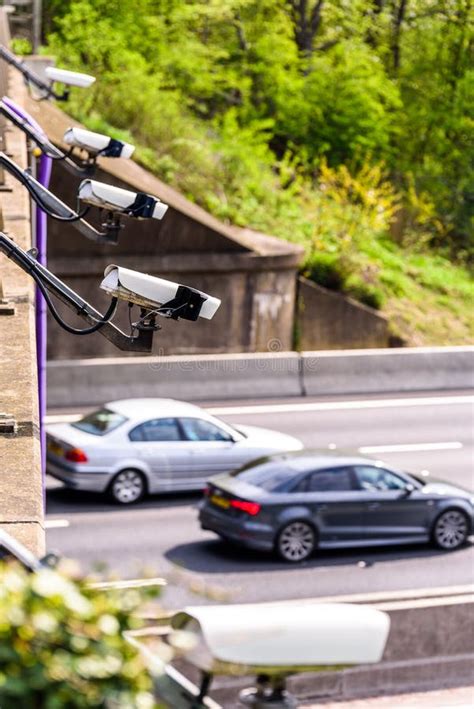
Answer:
[
  {"xmin": 0, "ymin": 99, "xmax": 64, "ymax": 159},
  {"xmin": 0, "ymin": 151, "xmax": 122, "ymax": 244},
  {"xmin": 0, "ymin": 45, "xmax": 76, "ymax": 101},
  {"xmin": 0, "ymin": 100, "xmax": 107, "ymax": 176},
  {"xmin": 0, "ymin": 232, "xmax": 155, "ymax": 352}
]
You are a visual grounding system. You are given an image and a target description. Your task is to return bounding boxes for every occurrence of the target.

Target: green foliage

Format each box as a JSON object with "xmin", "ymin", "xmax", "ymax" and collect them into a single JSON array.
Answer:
[
  {"xmin": 41, "ymin": 0, "xmax": 474, "ymax": 341},
  {"xmin": 10, "ymin": 38, "xmax": 32, "ymax": 55},
  {"xmin": 276, "ymin": 41, "xmax": 402, "ymax": 165},
  {"xmin": 345, "ymin": 277, "xmax": 385, "ymax": 310},
  {"xmin": 0, "ymin": 562, "xmax": 157, "ymax": 708},
  {"xmin": 304, "ymin": 252, "xmax": 346, "ymax": 291}
]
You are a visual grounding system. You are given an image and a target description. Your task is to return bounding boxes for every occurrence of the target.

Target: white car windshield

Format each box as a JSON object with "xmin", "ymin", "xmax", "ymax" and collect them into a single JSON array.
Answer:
[
  {"xmin": 212, "ymin": 416, "xmax": 246, "ymax": 440},
  {"xmin": 72, "ymin": 408, "xmax": 128, "ymax": 436}
]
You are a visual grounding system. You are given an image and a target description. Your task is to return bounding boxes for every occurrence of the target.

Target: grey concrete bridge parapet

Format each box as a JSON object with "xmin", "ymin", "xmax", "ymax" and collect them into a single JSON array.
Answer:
[
  {"xmin": 202, "ymin": 590, "xmax": 474, "ymax": 707},
  {"xmin": 301, "ymin": 346, "xmax": 474, "ymax": 397},
  {"xmin": 0, "ymin": 11, "xmax": 44, "ymax": 556},
  {"xmin": 47, "ymin": 346, "xmax": 474, "ymax": 409},
  {"xmin": 47, "ymin": 352, "xmax": 303, "ymax": 407}
]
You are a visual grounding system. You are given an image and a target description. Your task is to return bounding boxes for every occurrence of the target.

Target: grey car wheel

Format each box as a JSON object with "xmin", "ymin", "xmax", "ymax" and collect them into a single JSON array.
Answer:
[
  {"xmin": 432, "ymin": 509, "xmax": 469, "ymax": 550},
  {"xmin": 109, "ymin": 469, "xmax": 145, "ymax": 505},
  {"xmin": 277, "ymin": 521, "xmax": 316, "ymax": 562}
]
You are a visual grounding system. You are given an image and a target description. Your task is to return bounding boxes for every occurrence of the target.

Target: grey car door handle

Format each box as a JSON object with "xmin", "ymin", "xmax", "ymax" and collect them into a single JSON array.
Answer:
[{"xmin": 368, "ymin": 502, "xmax": 381, "ymax": 510}]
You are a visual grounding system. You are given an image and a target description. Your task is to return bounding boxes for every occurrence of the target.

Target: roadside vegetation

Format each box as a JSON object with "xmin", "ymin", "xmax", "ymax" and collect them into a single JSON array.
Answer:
[
  {"xmin": 0, "ymin": 561, "xmax": 157, "ymax": 707},
  {"xmin": 35, "ymin": 1, "xmax": 473, "ymax": 343}
]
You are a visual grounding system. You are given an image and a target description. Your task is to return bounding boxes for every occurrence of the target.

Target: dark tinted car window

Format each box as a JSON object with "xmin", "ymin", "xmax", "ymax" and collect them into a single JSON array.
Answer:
[
  {"xmin": 354, "ymin": 466, "xmax": 407, "ymax": 491},
  {"xmin": 129, "ymin": 418, "xmax": 182, "ymax": 442},
  {"xmin": 233, "ymin": 462, "xmax": 295, "ymax": 492},
  {"xmin": 301, "ymin": 467, "xmax": 355, "ymax": 492},
  {"xmin": 72, "ymin": 408, "xmax": 127, "ymax": 436},
  {"xmin": 180, "ymin": 418, "xmax": 233, "ymax": 442}
]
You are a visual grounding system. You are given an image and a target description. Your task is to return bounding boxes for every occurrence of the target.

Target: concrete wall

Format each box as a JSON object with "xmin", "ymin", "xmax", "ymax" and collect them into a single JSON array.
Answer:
[
  {"xmin": 22, "ymin": 97, "xmax": 303, "ymax": 360},
  {"xmin": 297, "ymin": 276, "xmax": 390, "ymax": 350},
  {"xmin": 204, "ymin": 591, "xmax": 474, "ymax": 706},
  {"xmin": 0, "ymin": 14, "xmax": 44, "ymax": 555},
  {"xmin": 47, "ymin": 346, "xmax": 474, "ymax": 408}
]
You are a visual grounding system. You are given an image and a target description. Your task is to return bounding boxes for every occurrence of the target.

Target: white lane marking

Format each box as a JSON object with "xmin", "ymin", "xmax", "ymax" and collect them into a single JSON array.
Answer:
[
  {"xmin": 262, "ymin": 584, "xmax": 474, "ymax": 606},
  {"xmin": 359, "ymin": 441, "xmax": 463, "ymax": 454},
  {"xmin": 375, "ymin": 595, "xmax": 474, "ymax": 611},
  {"xmin": 88, "ymin": 577, "xmax": 166, "ymax": 591},
  {"xmin": 207, "ymin": 394, "xmax": 474, "ymax": 415},
  {"xmin": 44, "ymin": 518, "xmax": 70, "ymax": 529},
  {"xmin": 45, "ymin": 394, "xmax": 474, "ymax": 424}
]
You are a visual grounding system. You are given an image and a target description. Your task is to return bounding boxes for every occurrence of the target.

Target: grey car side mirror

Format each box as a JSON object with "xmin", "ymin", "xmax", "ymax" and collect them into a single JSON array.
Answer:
[{"xmin": 403, "ymin": 483, "xmax": 415, "ymax": 496}]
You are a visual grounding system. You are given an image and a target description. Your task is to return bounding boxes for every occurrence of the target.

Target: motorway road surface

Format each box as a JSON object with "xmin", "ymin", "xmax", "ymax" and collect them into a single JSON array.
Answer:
[{"xmin": 46, "ymin": 391, "xmax": 474, "ymax": 609}]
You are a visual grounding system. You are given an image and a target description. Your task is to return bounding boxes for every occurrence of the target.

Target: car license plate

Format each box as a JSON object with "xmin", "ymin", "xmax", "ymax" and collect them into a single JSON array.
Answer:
[
  {"xmin": 47, "ymin": 440, "xmax": 64, "ymax": 457},
  {"xmin": 210, "ymin": 494, "xmax": 230, "ymax": 509}
]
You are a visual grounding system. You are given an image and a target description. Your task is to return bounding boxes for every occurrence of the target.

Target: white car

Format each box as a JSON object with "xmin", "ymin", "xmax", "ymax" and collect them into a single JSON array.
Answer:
[{"xmin": 46, "ymin": 399, "xmax": 303, "ymax": 504}]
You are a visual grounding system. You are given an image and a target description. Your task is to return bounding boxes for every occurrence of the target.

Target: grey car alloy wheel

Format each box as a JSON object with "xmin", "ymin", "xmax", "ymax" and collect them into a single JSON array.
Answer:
[
  {"xmin": 433, "ymin": 509, "xmax": 468, "ymax": 550},
  {"xmin": 277, "ymin": 521, "xmax": 315, "ymax": 562},
  {"xmin": 110, "ymin": 470, "xmax": 145, "ymax": 504}
]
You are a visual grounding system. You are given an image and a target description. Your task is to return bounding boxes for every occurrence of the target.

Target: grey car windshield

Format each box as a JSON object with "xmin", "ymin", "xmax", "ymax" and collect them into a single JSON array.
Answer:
[
  {"xmin": 232, "ymin": 462, "xmax": 296, "ymax": 491},
  {"xmin": 72, "ymin": 408, "xmax": 128, "ymax": 436}
]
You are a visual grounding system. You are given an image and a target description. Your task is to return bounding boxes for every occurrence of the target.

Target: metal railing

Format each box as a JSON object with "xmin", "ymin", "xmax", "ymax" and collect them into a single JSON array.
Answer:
[{"xmin": 0, "ymin": 6, "xmax": 12, "ymax": 187}]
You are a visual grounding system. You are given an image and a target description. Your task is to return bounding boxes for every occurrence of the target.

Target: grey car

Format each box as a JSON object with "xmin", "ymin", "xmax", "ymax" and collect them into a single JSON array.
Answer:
[{"xmin": 199, "ymin": 451, "xmax": 474, "ymax": 562}]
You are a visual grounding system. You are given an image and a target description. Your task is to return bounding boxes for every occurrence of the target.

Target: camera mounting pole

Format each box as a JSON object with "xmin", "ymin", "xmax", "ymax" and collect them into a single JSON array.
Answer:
[
  {"xmin": 0, "ymin": 98, "xmax": 64, "ymax": 158},
  {"xmin": 0, "ymin": 151, "xmax": 122, "ymax": 243},
  {"xmin": 0, "ymin": 232, "xmax": 154, "ymax": 352},
  {"xmin": 0, "ymin": 44, "xmax": 73, "ymax": 101},
  {"xmin": 239, "ymin": 675, "xmax": 297, "ymax": 709},
  {"xmin": 0, "ymin": 99, "xmax": 103, "ymax": 176}
]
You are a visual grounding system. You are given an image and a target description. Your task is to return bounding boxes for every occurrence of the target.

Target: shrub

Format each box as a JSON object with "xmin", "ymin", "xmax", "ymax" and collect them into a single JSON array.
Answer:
[
  {"xmin": 303, "ymin": 253, "xmax": 346, "ymax": 291},
  {"xmin": 0, "ymin": 561, "xmax": 157, "ymax": 708},
  {"xmin": 344, "ymin": 278, "xmax": 385, "ymax": 310}
]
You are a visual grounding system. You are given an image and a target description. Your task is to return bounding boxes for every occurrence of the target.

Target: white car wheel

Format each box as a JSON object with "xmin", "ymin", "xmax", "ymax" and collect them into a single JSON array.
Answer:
[
  {"xmin": 432, "ymin": 509, "xmax": 469, "ymax": 550},
  {"xmin": 277, "ymin": 521, "xmax": 316, "ymax": 562},
  {"xmin": 110, "ymin": 470, "xmax": 145, "ymax": 504}
]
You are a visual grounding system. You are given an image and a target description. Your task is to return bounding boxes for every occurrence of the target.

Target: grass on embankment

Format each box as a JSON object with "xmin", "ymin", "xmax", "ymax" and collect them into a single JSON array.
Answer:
[{"xmin": 77, "ymin": 115, "xmax": 473, "ymax": 347}]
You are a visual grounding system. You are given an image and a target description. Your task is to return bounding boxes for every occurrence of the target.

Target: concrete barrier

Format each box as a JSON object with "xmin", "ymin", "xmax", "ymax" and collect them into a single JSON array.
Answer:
[
  {"xmin": 204, "ymin": 592, "xmax": 474, "ymax": 707},
  {"xmin": 47, "ymin": 352, "xmax": 303, "ymax": 407},
  {"xmin": 47, "ymin": 346, "xmax": 473, "ymax": 408},
  {"xmin": 302, "ymin": 346, "xmax": 474, "ymax": 397}
]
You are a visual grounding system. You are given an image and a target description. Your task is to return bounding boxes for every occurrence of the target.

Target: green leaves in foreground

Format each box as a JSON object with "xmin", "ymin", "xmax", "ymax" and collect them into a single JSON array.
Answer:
[{"xmin": 0, "ymin": 562, "xmax": 157, "ymax": 708}]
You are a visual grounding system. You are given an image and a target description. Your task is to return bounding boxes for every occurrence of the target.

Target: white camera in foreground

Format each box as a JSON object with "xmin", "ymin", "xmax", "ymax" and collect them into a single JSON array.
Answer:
[
  {"xmin": 171, "ymin": 602, "xmax": 390, "ymax": 675},
  {"xmin": 64, "ymin": 127, "xmax": 135, "ymax": 159},
  {"xmin": 44, "ymin": 66, "xmax": 96, "ymax": 88},
  {"xmin": 78, "ymin": 179, "xmax": 168, "ymax": 220},
  {"xmin": 100, "ymin": 265, "xmax": 221, "ymax": 321}
]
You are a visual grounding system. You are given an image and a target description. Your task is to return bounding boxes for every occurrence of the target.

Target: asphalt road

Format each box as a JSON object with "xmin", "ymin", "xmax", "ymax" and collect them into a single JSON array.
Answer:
[{"xmin": 46, "ymin": 391, "xmax": 474, "ymax": 609}]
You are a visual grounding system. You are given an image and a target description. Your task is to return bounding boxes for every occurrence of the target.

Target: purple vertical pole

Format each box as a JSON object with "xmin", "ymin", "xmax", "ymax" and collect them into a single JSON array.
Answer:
[
  {"xmin": 35, "ymin": 153, "xmax": 52, "ymax": 500},
  {"xmin": 2, "ymin": 96, "xmax": 52, "ymax": 505}
]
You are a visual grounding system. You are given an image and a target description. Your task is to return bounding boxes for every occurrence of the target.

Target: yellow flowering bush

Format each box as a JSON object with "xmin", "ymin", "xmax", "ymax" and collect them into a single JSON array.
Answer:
[{"xmin": 0, "ymin": 561, "xmax": 157, "ymax": 708}]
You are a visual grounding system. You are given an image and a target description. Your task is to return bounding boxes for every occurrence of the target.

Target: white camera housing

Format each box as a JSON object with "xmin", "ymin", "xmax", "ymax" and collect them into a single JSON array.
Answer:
[
  {"xmin": 63, "ymin": 127, "xmax": 135, "ymax": 159},
  {"xmin": 100, "ymin": 265, "xmax": 221, "ymax": 321},
  {"xmin": 171, "ymin": 603, "xmax": 390, "ymax": 675},
  {"xmin": 44, "ymin": 66, "xmax": 96, "ymax": 88},
  {"xmin": 78, "ymin": 179, "xmax": 168, "ymax": 220}
]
